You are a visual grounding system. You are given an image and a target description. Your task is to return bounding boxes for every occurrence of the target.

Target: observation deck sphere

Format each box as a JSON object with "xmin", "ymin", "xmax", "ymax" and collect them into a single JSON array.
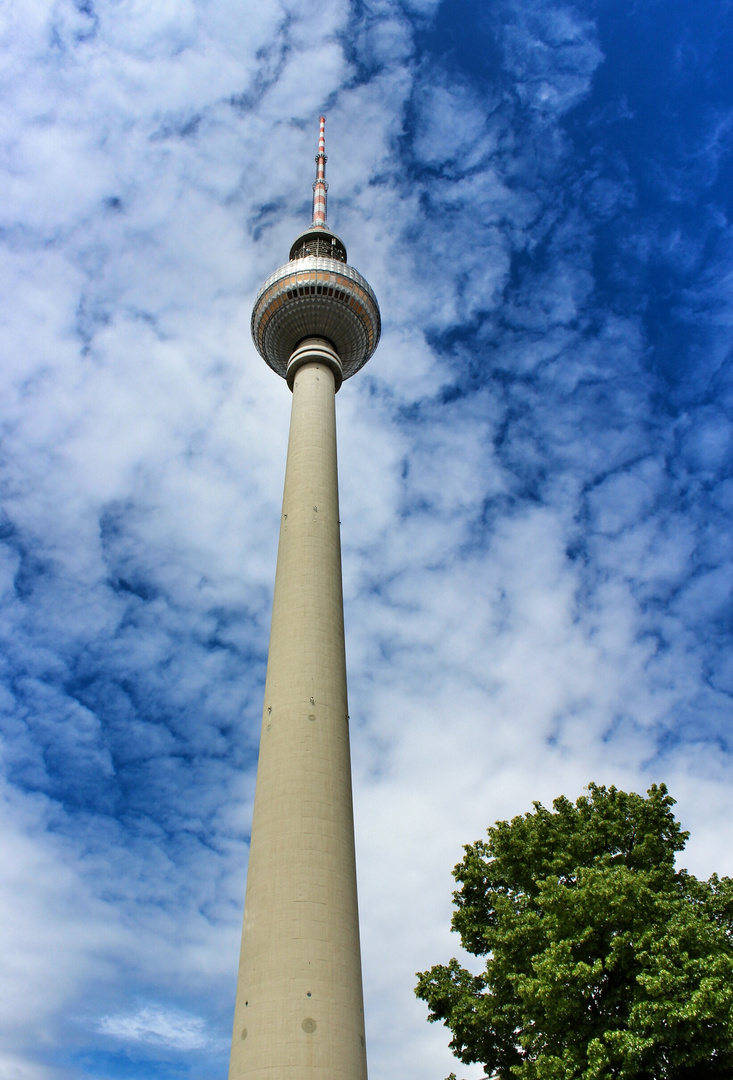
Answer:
[{"xmin": 251, "ymin": 255, "xmax": 381, "ymax": 382}]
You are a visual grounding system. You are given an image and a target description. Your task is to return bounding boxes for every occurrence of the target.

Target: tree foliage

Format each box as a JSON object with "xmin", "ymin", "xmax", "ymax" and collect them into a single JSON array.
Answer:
[{"xmin": 416, "ymin": 784, "xmax": 733, "ymax": 1079}]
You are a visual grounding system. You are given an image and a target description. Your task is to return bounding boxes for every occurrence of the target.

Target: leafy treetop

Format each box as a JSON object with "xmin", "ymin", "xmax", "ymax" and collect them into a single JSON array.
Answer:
[{"xmin": 416, "ymin": 783, "xmax": 733, "ymax": 1080}]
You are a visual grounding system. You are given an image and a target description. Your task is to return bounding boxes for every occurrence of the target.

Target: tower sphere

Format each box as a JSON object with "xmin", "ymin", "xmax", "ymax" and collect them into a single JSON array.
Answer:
[{"xmin": 250, "ymin": 119, "xmax": 380, "ymax": 389}]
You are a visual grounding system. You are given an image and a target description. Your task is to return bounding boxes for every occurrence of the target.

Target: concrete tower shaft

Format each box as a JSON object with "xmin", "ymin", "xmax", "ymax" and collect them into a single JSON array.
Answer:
[
  {"xmin": 229, "ymin": 343, "xmax": 366, "ymax": 1080},
  {"xmin": 229, "ymin": 119, "xmax": 378, "ymax": 1080}
]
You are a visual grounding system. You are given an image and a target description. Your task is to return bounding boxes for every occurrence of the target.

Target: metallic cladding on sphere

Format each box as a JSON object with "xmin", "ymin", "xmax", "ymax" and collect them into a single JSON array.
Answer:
[{"xmin": 251, "ymin": 255, "xmax": 381, "ymax": 382}]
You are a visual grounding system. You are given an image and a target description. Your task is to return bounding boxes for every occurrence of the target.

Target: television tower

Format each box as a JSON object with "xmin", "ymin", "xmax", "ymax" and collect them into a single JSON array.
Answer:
[{"xmin": 229, "ymin": 118, "xmax": 380, "ymax": 1080}]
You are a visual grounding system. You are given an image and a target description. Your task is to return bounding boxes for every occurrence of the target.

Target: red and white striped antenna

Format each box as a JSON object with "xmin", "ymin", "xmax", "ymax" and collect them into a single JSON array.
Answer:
[{"xmin": 311, "ymin": 115, "xmax": 328, "ymax": 229}]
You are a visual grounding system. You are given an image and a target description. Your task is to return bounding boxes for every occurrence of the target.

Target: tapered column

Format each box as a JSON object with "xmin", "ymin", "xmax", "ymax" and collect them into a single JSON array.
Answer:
[{"xmin": 229, "ymin": 345, "xmax": 367, "ymax": 1080}]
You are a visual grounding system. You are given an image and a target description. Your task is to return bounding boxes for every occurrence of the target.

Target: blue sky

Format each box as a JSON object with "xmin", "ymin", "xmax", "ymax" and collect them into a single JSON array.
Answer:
[{"xmin": 1, "ymin": 0, "xmax": 732, "ymax": 1077}]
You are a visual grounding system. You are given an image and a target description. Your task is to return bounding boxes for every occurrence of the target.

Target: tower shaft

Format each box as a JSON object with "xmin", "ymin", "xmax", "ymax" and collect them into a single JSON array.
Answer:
[{"xmin": 229, "ymin": 348, "xmax": 367, "ymax": 1080}]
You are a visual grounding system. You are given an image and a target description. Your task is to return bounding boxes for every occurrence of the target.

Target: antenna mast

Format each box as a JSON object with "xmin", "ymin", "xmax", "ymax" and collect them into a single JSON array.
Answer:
[{"xmin": 311, "ymin": 115, "xmax": 328, "ymax": 228}]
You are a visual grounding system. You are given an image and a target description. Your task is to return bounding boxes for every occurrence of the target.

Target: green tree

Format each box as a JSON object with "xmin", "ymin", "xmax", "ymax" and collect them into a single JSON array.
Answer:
[{"xmin": 416, "ymin": 784, "xmax": 733, "ymax": 1079}]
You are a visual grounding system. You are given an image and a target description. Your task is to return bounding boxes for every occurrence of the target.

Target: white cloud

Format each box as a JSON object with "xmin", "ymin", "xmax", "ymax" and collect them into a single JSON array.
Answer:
[{"xmin": 97, "ymin": 1005, "xmax": 210, "ymax": 1049}]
